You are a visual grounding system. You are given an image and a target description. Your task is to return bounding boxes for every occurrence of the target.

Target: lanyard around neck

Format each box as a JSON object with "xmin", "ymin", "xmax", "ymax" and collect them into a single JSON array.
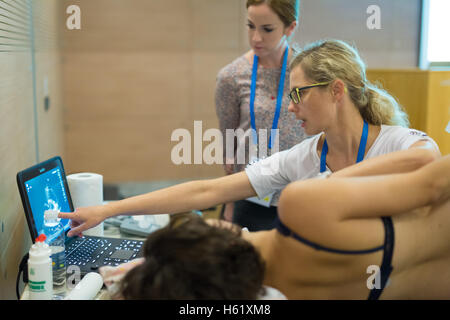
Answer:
[
  {"xmin": 320, "ymin": 120, "xmax": 369, "ymax": 173},
  {"xmin": 249, "ymin": 45, "xmax": 289, "ymax": 150}
]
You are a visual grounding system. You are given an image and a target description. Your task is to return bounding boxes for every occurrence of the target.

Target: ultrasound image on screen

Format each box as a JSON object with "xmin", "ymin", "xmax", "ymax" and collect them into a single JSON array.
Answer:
[{"xmin": 25, "ymin": 167, "xmax": 71, "ymax": 236}]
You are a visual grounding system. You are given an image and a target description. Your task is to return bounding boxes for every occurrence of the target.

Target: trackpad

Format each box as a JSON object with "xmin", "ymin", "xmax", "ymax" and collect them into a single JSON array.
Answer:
[{"xmin": 110, "ymin": 249, "xmax": 134, "ymax": 260}]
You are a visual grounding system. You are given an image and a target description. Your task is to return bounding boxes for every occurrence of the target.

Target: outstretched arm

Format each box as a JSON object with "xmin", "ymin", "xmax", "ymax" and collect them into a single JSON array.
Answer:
[{"xmin": 59, "ymin": 172, "xmax": 256, "ymax": 237}]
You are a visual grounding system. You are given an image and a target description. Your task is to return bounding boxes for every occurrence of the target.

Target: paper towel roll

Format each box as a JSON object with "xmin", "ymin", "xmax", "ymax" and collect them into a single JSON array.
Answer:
[
  {"xmin": 65, "ymin": 272, "xmax": 104, "ymax": 300},
  {"xmin": 67, "ymin": 172, "xmax": 104, "ymax": 236}
]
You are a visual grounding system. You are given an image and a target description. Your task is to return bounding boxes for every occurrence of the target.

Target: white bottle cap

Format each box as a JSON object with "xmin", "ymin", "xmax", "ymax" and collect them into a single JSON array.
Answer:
[{"xmin": 29, "ymin": 235, "xmax": 52, "ymax": 263}]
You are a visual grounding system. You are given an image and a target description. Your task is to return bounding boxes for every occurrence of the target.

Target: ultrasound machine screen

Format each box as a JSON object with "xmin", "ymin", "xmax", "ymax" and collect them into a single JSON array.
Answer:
[{"xmin": 25, "ymin": 167, "xmax": 71, "ymax": 237}]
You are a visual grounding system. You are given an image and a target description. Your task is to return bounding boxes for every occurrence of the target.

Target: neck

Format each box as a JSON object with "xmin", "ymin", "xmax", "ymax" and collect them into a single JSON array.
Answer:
[
  {"xmin": 257, "ymin": 41, "xmax": 289, "ymax": 68},
  {"xmin": 323, "ymin": 107, "xmax": 367, "ymax": 162},
  {"xmin": 243, "ymin": 229, "xmax": 277, "ymax": 269}
]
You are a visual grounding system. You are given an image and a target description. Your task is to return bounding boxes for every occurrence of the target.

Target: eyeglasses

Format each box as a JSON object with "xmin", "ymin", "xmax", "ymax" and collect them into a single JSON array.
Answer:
[{"xmin": 288, "ymin": 82, "xmax": 330, "ymax": 104}]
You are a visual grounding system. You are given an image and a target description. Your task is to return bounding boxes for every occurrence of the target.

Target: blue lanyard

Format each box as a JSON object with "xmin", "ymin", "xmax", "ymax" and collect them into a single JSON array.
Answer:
[
  {"xmin": 249, "ymin": 46, "xmax": 289, "ymax": 150},
  {"xmin": 320, "ymin": 120, "xmax": 369, "ymax": 173}
]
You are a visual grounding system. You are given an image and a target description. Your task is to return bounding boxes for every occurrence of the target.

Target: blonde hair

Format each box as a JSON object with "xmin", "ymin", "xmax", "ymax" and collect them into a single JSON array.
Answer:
[
  {"xmin": 246, "ymin": 0, "xmax": 300, "ymax": 27},
  {"xmin": 290, "ymin": 39, "xmax": 410, "ymax": 127}
]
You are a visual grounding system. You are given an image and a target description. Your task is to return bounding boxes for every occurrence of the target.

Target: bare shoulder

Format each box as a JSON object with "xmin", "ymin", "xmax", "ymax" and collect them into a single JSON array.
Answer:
[{"xmin": 277, "ymin": 178, "xmax": 384, "ymax": 252}]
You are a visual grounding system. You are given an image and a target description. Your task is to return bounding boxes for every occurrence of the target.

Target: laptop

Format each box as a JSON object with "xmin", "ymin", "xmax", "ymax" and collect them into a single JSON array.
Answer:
[{"xmin": 16, "ymin": 156, "xmax": 145, "ymax": 277}]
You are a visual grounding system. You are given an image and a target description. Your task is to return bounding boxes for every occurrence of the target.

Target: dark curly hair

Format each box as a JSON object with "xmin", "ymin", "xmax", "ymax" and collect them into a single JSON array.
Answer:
[{"xmin": 120, "ymin": 213, "xmax": 266, "ymax": 299}]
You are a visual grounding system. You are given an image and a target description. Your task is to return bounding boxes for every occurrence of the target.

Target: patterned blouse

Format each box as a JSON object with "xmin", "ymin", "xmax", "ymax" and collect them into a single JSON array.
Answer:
[{"xmin": 215, "ymin": 53, "xmax": 308, "ymax": 173}]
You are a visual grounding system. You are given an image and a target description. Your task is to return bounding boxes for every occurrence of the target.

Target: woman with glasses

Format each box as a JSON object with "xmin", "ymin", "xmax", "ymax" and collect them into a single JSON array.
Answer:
[
  {"xmin": 215, "ymin": 0, "xmax": 307, "ymax": 231},
  {"xmin": 117, "ymin": 155, "xmax": 450, "ymax": 299},
  {"xmin": 59, "ymin": 39, "xmax": 440, "ymax": 240},
  {"xmin": 244, "ymin": 39, "xmax": 440, "ymax": 206}
]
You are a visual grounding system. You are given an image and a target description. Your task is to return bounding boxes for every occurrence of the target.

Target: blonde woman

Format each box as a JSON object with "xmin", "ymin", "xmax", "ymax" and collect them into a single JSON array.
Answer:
[
  {"xmin": 215, "ymin": 0, "xmax": 306, "ymax": 231},
  {"xmin": 60, "ymin": 40, "xmax": 440, "ymax": 239},
  {"xmin": 245, "ymin": 39, "xmax": 440, "ymax": 204}
]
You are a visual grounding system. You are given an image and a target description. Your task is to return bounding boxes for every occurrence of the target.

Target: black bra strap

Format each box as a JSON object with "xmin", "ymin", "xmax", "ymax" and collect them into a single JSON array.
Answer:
[
  {"xmin": 368, "ymin": 217, "xmax": 395, "ymax": 300},
  {"xmin": 275, "ymin": 217, "xmax": 384, "ymax": 255}
]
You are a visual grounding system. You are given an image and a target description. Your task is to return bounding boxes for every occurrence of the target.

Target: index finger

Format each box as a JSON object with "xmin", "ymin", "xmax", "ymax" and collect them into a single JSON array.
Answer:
[{"xmin": 58, "ymin": 211, "xmax": 74, "ymax": 219}]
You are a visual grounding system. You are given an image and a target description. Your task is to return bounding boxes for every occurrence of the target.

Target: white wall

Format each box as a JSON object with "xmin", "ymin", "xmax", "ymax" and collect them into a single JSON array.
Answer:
[{"xmin": 293, "ymin": 0, "xmax": 421, "ymax": 68}]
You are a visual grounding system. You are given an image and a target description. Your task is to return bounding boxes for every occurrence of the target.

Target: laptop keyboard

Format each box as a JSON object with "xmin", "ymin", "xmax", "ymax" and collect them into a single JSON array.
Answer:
[{"xmin": 66, "ymin": 237, "xmax": 143, "ymax": 268}]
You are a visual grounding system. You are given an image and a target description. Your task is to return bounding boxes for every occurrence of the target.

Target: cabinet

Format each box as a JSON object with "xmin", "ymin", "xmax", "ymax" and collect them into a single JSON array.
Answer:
[{"xmin": 367, "ymin": 70, "xmax": 450, "ymax": 155}]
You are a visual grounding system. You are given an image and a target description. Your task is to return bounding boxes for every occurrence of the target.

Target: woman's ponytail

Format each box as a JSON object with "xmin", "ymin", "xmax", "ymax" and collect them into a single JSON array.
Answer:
[
  {"xmin": 290, "ymin": 40, "xmax": 410, "ymax": 127},
  {"xmin": 361, "ymin": 82, "xmax": 409, "ymax": 127}
]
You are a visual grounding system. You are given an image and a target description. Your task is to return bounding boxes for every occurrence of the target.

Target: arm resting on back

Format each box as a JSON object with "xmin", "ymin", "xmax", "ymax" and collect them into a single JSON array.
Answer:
[
  {"xmin": 279, "ymin": 153, "xmax": 448, "ymax": 227},
  {"xmin": 331, "ymin": 140, "xmax": 440, "ymax": 178}
]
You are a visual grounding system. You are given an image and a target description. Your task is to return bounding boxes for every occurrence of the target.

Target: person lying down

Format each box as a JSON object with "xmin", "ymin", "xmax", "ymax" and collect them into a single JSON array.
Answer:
[
  {"xmin": 99, "ymin": 218, "xmax": 287, "ymax": 300},
  {"xmin": 99, "ymin": 154, "xmax": 450, "ymax": 300}
]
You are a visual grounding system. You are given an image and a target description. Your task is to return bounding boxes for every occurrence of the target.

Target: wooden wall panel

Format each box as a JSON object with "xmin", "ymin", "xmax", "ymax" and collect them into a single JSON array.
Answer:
[
  {"xmin": 427, "ymin": 72, "xmax": 450, "ymax": 155},
  {"xmin": 62, "ymin": 52, "xmax": 192, "ymax": 119},
  {"xmin": 366, "ymin": 70, "xmax": 430, "ymax": 131},
  {"xmin": 191, "ymin": 0, "xmax": 241, "ymax": 51},
  {"xmin": 367, "ymin": 69, "xmax": 450, "ymax": 155},
  {"xmin": 66, "ymin": 117, "xmax": 188, "ymax": 180},
  {"xmin": 62, "ymin": 0, "xmax": 245, "ymax": 182},
  {"xmin": 191, "ymin": 51, "xmax": 239, "ymax": 118},
  {"xmin": 62, "ymin": 0, "xmax": 192, "ymax": 52}
]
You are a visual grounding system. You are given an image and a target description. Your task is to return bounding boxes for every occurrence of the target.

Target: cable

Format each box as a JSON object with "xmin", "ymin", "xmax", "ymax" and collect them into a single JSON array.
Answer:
[{"xmin": 16, "ymin": 253, "xmax": 29, "ymax": 300}]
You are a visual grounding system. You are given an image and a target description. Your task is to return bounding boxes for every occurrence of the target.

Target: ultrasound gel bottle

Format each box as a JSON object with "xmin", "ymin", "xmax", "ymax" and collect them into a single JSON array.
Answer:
[{"xmin": 28, "ymin": 234, "xmax": 53, "ymax": 300}]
